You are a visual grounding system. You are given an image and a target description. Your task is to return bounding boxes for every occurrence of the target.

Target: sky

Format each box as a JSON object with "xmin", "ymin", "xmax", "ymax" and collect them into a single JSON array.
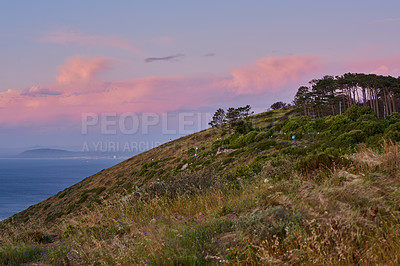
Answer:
[{"xmin": 1, "ymin": 0, "xmax": 400, "ymax": 155}]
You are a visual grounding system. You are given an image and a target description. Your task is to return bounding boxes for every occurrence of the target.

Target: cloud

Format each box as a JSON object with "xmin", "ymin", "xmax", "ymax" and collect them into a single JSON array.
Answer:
[
  {"xmin": 0, "ymin": 54, "xmax": 323, "ymax": 125},
  {"xmin": 204, "ymin": 53, "xmax": 215, "ymax": 57},
  {"xmin": 375, "ymin": 18, "xmax": 400, "ymax": 23},
  {"xmin": 40, "ymin": 29, "xmax": 143, "ymax": 55},
  {"xmin": 345, "ymin": 56, "xmax": 400, "ymax": 76},
  {"xmin": 20, "ymin": 86, "xmax": 62, "ymax": 97},
  {"xmin": 56, "ymin": 56, "xmax": 113, "ymax": 85},
  {"xmin": 227, "ymin": 55, "xmax": 323, "ymax": 94},
  {"xmin": 144, "ymin": 54, "xmax": 184, "ymax": 63}
]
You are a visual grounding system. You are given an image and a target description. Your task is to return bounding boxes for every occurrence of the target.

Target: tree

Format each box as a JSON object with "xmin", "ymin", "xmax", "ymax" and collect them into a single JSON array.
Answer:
[
  {"xmin": 270, "ymin": 101, "xmax": 288, "ymax": 110},
  {"xmin": 237, "ymin": 105, "xmax": 254, "ymax": 119},
  {"xmin": 294, "ymin": 86, "xmax": 311, "ymax": 115},
  {"xmin": 226, "ymin": 107, "xmax": 240, "ymax": 123},
  {"xmin": 208, "ymin": 108, "xmax": 226, "ymax": 127}
]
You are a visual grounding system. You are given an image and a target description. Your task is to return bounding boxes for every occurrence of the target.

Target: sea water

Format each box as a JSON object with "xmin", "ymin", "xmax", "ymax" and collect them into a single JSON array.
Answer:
[{"xmin": 0, "ymin": 158, "xmax": 124, "ymax": 221}]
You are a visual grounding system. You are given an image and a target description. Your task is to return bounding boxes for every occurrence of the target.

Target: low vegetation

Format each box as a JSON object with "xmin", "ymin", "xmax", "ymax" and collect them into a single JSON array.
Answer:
[{"xmin": 2, "ymin": 102, "xmax": 400, "ymax": 264}]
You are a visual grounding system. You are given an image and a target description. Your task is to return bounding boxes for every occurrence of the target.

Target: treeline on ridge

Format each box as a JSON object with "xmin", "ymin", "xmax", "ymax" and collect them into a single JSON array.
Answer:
[{"xmin": 294, "ymin": 73, "xmax": 400, "ymax": 118}]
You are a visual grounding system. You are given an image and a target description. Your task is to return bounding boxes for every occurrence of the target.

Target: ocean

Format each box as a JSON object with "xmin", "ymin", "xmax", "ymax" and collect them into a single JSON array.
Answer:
[{"xmin": 0, "ymin": 158, "xmax": 124, "ymax": 221}]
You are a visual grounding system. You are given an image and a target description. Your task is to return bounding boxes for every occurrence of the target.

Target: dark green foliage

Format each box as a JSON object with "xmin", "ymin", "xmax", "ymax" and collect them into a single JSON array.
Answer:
[
  {"xmin": 385, "ymin": 112, "xmax": 400, "ymax": 125},
  {"xmin": 255, "ymin": 140, "xmax": 277, "ymax": 150},
  {"xmin": 385, "ymin": 122, "xmax": 400, "ymax": 141},
  {"xmin": 281, "ymin": 118, "xmax": 303, "ymax": 133},
  {"xmin": 327, "ymin": 115, "xmax": 352, "ymax": 132},
  {"xmin": 335, "ymin": 129, "xmax": 366, "ymax": 147},
  {"xmin": 244, "ymin": 131, "xmax": 258, "ymax": 145},
  {"xmin": 95, "ymin": 187, "xmax": 106, "ymax": 195},
  {"xmin": 270, "ymin": 101, "xmax": 289, "ymax": 110},
  {"xmin": 209, "ymin": 108, "xmax": 226, "ymax": 127},
  {"xmin": 357, "ymin": 114, "xmax": 378, "ymax": 122},
  {"xmin": 231, "ymin": 120, "xmax": 253, "ymax": 134},
  {"xmin": 78, "ymin": 194, "xmax": 88, "ymax": 204},
  {"xmin": 228, "ymin": 149, "xmax": 245, "ymax": 157},
  {"xmin": 357, "ymin": 121, "xmax": 384, "ymax": 136},
  {"xmin": 345, "ymin": 106, "xmax": 375, "ymax": 121},
  {"xmin": 67, "ymin": 204, "xmax": 75, "ymax": 213},
  {"xmin": 254, "ymin": 131, "xmax": 271, "ymax": 142},
  {"xmin": 229, "ymin": 135, "xmax": 246, "ymax": 148}
]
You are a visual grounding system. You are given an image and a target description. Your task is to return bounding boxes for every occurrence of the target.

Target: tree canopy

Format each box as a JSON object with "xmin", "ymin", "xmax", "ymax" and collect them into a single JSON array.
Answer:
[{"xmin": 293, "ymin": 73, "xmax": 400, "ymax": 118}]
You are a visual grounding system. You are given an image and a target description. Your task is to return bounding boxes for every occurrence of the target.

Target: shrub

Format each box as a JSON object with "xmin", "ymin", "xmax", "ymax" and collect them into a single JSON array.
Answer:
[
  {"xmin": 385, "ymin": 112, "xmax": 400, "ymax": 125},
  {"xmin": 229, "ymin": 135, "xmax": 246, "ymax": 148},
  {"xmin": 255, "ymin": 140, "xmax": 277, "ymax": 150},
  {"xmin": 228, "ymin": 149, "xmax": 245, "ymax": 157},
  {"xmin": 357, "ymin": 113, "xmax": 378, "ymax": 122},
  {"xmin": 231, "ymin": 120, "xmax": 253, "ymax": 134},
  {"xmin": 95, "ymin": 187, "xmax": 106, "ymax": 195},
  {"xmin": 357, "ymin": 121, "xmax": 384, "ymax": 136},
  {"xmin": 385, "ymin": 122, "xmax": 400, "ymax": 142},
  {"xmin": 345, "ymin": 106, "xmax": 374, "ymax": 121},
  {"xmin": 244, "ymin": 131, "xmax": 258, "ymax": 145},
  {"xmin": 335, "ymin": 129, "xmax": 366, "ymax": 147},
  {"xmin": 328, "ymin": 115, "xmax": 352, "ymax": 132},
  {"xmin": 254, "ymin": 131, "xmax": 270, "ymax": 142},
  {"xmin": 281, "ymin": 118, "xmax": 303, "ymax": 133}
]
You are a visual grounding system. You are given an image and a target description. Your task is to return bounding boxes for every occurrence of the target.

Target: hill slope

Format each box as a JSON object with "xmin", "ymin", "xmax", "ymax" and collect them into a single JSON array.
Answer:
[{"xmin": 2, "ymin": 106, "xmax": 400, "ymax": 264}]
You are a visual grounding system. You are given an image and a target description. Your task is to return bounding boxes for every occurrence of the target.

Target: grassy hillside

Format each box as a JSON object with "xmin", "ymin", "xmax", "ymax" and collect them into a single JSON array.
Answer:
[{"xmin": 1, "ymin": 106, "xmax": 400, "ymax": 264}]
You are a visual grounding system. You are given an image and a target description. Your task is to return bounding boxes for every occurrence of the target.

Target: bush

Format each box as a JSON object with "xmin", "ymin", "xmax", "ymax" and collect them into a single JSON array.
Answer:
[
  {"xmin": 255, "ymin": 140, "xmax": 277, "ymax": 150},
  {"xmin": 357, "ymin": 113, "xmax": 378, "ymax": 122},
  {"xmin": 229, "ymin": 135, "xmax": 246, "ymax": 148},
  {"xmin": 385, "ymin": 122, "xmax": 400, "ymax": 142},
  {"xmin": 254, "ymin": 131, "xmax": 271, "ymax": 142},
  {"xmin": 281, "ymin": 118, "xmax": 303, "ymax": 133},
  {"xmin": 328, "ymin": 115, "xmax": 352, "ymax": 132},
  {"xmin": 345, "ymin": 106, "xmax": 374, "ymax": 121},
  {"xmin": 244, "ymin": 131, "xmax": 258, "ymax": 145},
  {"xmin": 228, "ymin": 149, "xmax": 245, "ymax": 157},
  {"xmin": 231, "ymin": 120, "xmax": 253, "ymax": 134},
  {"xmin": 385, "ymin": 112, "xmax": 400, "ymax": 125},
  {"xmin": 357, "ymin": 121, "xmax": 384, "ymax": 136},
  {"xmin": 335, "ymin": 129, "xmax": 366, "ymax": 147}
]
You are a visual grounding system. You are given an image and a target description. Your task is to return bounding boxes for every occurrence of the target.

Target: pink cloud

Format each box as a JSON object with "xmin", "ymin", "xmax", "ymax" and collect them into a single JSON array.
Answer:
[
  {"xmin": 345, "ymin": 56, "xmax": 400, "ymax": 76},
  {"xmin": 227, "ymin": 55, "xmax": 323, "ymax": 94},
  {"xmin": 56, "ymin": 56, "xmax": 113, "ymax": 85},
  {"xmin": 0, "ymin": 55, "xmax": 323, "ymax": 125},
  {"xmin": 40, "ymin": 29, "xmax": 143, "ymax": 55}
]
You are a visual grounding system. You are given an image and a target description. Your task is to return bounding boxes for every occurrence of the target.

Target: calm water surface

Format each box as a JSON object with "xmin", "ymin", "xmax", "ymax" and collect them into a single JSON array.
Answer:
[{"xmin": 0, "ymin": 158, "xmax": 124, "ymax": 220}]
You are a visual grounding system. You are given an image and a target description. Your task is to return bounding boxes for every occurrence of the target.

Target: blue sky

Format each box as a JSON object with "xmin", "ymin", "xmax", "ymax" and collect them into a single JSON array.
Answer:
[{"xmin": 1, "ymin": 1, "xmax": 400, "ymax": 154}]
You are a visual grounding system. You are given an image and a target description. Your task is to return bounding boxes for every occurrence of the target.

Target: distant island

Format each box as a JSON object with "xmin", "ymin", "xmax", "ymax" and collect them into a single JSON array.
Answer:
[{"xmin": 17, "ymin": 148, "xmax": 79, "ymax": 158}]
